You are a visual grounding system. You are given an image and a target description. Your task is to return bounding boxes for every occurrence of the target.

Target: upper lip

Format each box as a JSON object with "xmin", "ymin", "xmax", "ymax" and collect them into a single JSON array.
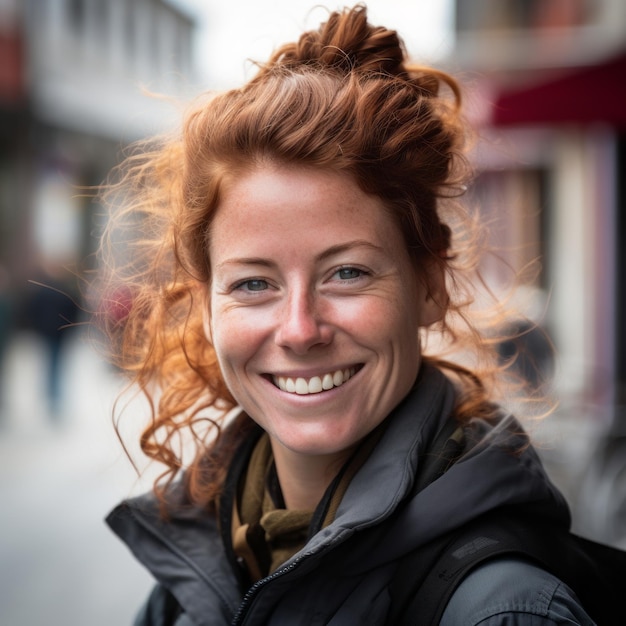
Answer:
[{"xmin": 266, "ymin": 364, "xmax": 362, "ymax": 379}]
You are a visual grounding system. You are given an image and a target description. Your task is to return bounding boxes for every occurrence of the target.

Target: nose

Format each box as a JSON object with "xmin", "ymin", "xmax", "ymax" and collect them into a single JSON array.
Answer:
[{"xmin": 275, "ymin": 287, "xmax": 331, "ymax": 353}]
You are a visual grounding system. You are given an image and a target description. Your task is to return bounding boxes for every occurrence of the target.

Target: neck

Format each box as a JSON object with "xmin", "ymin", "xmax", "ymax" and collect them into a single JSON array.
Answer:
[{"xmin": 270, "ymin": 441, "xmax": 353, "ymax": 511}]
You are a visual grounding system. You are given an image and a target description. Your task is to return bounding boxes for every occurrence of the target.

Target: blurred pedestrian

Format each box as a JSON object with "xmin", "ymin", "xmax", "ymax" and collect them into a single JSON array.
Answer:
[
  {"xmin": 0, "ymin": 262, "xmax": 14, "ymax": 420},
  {"xmin": 24, "ymin": 262, "xmax": 79, "ymax": 418}
]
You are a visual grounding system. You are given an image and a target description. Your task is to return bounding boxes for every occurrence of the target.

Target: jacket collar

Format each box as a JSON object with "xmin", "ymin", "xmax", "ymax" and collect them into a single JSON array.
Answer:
[{"xmin": 107, "ymin": 481, "xmax": 242, "ymax": 624}]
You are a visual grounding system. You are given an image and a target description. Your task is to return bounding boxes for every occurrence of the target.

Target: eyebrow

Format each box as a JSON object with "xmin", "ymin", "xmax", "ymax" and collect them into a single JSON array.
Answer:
[
  {"xmin": 215, "ymin": 240, "xmax": 385, "ymax": 271},
  {"xmin": 315, "ymin": 240, "xmax": 385, "ymax": 262}
]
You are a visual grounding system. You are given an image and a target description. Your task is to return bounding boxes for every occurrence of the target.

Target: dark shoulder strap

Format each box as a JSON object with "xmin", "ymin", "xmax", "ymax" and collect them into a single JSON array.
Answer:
[
  {"xmin": 391, "ymin": 509, "xmax": 626, "ymax": 626},
  {"xmin": 394, "ymin": 513, "xmax": 543, "ymax": 625}
]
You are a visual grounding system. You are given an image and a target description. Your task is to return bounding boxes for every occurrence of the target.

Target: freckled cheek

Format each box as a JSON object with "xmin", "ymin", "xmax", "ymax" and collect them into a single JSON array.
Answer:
[
  {"xmin": 339, "ymin": 299, "xmax": 412, "ymax": 343},
  {"xmin": 210, "ymin": 307, "xmax": 275, "ymax": 370}
]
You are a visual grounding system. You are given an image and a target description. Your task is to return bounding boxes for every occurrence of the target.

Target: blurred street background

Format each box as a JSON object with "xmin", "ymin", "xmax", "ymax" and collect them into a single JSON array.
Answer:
[
  {"xmin": 0, "ymin": 331, "xmax": 155, "ymax": 625},
  {"xmin": 1, "ymin": 0, "xmax": 626, "ymax": 624}
]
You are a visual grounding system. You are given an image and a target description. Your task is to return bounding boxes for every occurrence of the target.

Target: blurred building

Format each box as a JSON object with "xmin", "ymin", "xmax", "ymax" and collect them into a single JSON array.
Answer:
[
  {"xmin": 445, "ymin": 0, "xmax": 626, "ymax": 545},
  {"xmin": 0, "ymin": 0, "xmax": 197, "ymax": 302},
  {"xmin": 447, "ymin": 0, "xmax": 626, "ymax": 412}
]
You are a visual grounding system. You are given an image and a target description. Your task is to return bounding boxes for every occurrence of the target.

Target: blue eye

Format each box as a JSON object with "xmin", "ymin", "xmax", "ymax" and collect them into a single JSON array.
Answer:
[
  {"xmin": 237, "ymin": 279, "xmax": 268, "ymax": 292},
  {"xmin": 336, "ymin": 267, "xmax": 363, "ymax": 280}
]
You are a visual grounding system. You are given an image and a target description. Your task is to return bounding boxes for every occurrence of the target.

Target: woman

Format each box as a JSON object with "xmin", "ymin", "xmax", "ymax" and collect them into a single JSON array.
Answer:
[{"xmin": 101, "ymin": 6, "xmax": 597, "ymax": 625}]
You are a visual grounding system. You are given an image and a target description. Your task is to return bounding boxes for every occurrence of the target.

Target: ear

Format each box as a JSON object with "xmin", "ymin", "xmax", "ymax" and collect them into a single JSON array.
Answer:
[{"xmin": 417, "ymin": 263, "xmax": 448, "ymax": 328}]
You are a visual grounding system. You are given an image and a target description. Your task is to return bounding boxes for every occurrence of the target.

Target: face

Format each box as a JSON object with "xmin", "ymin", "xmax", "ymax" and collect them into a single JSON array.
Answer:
[{"xmin": 208, "ymin": 164, "xmax": 441, "ymax": 466}]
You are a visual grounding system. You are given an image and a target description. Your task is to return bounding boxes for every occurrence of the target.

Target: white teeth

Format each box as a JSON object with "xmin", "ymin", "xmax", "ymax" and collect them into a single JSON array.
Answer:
[
  {"xmin": 308, "ymin": 376, "xmax": 323, "ymax": 394},
  {"xmin": 274, "ymin": 368, "xmax": 357, "ymax": 395}
]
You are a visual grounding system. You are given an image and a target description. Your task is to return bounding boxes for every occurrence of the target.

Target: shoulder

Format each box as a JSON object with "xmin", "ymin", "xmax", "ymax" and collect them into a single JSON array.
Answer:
[{"xmin": 439, "ymin": 556, "xmax": 596, "ymax": 625}]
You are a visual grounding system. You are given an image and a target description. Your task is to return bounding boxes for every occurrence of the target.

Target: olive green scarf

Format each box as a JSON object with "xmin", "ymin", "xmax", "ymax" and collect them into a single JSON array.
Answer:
[{"xmin": 232, "ymin": 428, "xmax": 384, "ymax": 582}]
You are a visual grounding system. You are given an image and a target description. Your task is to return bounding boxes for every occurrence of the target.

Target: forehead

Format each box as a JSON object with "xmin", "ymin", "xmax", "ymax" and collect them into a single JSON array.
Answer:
[{"xmin": 209, "ymin": 165, "xmax": 405, "ymax": 256}]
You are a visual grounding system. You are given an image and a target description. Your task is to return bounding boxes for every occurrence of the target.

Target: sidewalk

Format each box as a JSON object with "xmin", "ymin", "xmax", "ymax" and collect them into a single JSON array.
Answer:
[{"xmin": 0, "ymin": 332, "xmax": 155, "ymax": 626}]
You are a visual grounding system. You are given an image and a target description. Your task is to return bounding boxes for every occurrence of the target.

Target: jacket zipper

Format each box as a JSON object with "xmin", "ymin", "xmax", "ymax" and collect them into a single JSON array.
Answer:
[{"xmin": 231, "ymin": 552, "xmax": 313, "ymax": 625}]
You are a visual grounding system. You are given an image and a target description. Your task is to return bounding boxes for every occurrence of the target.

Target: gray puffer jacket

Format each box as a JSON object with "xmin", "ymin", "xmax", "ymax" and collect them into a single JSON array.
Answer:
[{"xmin": 107, "ymin": 365, "xmax": 594, "ymax": 625}]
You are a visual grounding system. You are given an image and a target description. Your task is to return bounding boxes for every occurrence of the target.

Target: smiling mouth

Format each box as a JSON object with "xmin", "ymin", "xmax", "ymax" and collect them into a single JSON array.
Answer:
[{"xmin": 271, "ymin": 367, "xmax": 360, "ymax": 396}]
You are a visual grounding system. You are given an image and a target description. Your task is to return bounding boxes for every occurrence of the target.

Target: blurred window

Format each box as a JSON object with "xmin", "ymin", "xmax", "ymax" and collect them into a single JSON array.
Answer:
[
  {"xmin": 466, "ymin": 167, "xmax": 549, "ymax": 289},
  {"xmin": 456, "ymin": 0, "xmax": 597, "ymax": 32}
]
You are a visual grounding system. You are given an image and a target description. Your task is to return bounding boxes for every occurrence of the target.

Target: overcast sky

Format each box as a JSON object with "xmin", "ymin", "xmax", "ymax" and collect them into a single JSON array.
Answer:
[{"xmin": 171, "ymin": 0, "xmax": 454, "ymax": 89}]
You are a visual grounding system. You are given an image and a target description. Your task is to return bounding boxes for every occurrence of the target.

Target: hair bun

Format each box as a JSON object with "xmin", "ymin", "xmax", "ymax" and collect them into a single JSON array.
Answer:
[{"xmin": 266, "ymin": 5, "xmax": 407, "ymax": 77}]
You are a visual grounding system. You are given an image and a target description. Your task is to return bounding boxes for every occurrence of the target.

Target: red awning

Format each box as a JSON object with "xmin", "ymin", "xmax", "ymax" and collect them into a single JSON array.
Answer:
[
  {"xmin": 0, "ymin": 32, "xmax": 25, "ymax": 105},
  {"xmin": 492, "ymin": 50, "xmax": 626, "ymax": 129}
]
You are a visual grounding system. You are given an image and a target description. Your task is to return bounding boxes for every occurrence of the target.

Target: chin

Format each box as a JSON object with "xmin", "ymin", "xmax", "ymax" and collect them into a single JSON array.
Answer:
[{"xmin": 273, "ymin": 423, "xmax": 368, "ymax": 459}]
